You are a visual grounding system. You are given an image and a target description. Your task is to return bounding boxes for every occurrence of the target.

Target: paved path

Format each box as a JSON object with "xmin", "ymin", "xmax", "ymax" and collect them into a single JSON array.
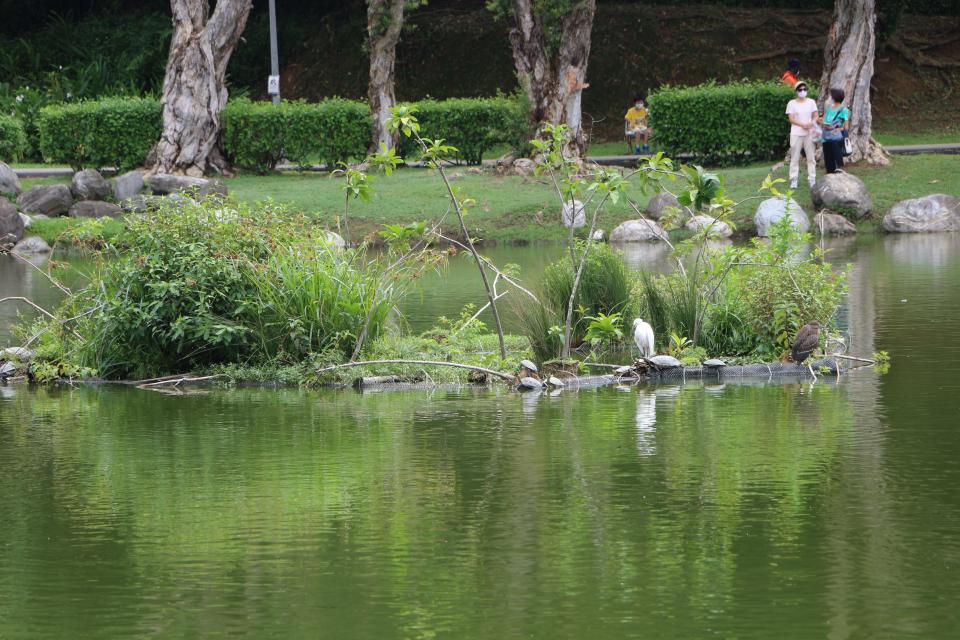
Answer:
[{"xmin": 12, "ymin": 143, "xmax": 960, "ymax": 178}]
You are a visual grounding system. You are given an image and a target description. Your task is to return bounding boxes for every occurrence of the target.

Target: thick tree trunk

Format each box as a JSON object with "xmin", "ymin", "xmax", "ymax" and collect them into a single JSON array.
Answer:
[
  {"xmin": 820, "ymin": 0, "xmax": 889, "ymax": 165},
  {"xmin": 149, "ymin": 0, "xmax": 252, "ymax": 176},
  {"xmin": 507, "ymin": 0, "xmax": 596, "ymax": 155},
  {"xmin": 367, "ymin": 0, "xmax": 406, "ymax": 152}
]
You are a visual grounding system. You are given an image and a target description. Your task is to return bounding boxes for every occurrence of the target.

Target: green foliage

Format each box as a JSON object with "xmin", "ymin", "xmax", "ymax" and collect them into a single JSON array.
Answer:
[
  {"xmin": 649, "ymin": 81, "xmax": 818, "ymax": 165},
  {"xmin": 222, "ymin": 98, "xmax": 372, "ymax": 173},
  {"xmin": 397, "ymin": 96, "xmax": 529, "ymax": 164},
  {"xmin": 30, "ymin": 198, "xmax": 419, "ymax": 379},
  {"xmin": 28, "ymin": 216, "xmax": 125, "ymax": 250},
  {"xmin": 0, "ymin": 113, "xmax": 26, "ymax": 161},
  {"xmin": 583, "ymin": 312, "xmax": 624, "ymax": 346},
  {"xmin": 36, "ymin": 97, "xmax": 161, "ymax": 170}
]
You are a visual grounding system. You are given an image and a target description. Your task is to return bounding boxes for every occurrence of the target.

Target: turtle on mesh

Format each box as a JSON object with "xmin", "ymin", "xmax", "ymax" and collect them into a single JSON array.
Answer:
[{"xmin": 643, "ymin": 355, "xmax": 682, "ymax": 370}]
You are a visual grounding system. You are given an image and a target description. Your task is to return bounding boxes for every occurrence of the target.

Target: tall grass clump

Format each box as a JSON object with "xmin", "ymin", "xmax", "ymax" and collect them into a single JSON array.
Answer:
[
  {"xmin": 518, "ymin": 243, "xmax": 637, "ymax": 360},
  {"xmin": 33, "ymin": 197, "xmax": 413, "ymax": 379}
]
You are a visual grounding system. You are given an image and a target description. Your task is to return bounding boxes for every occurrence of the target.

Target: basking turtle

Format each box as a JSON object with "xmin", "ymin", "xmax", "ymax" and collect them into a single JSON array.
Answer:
[
  {"xmin": 547, "ymin": 375, "xmax": 565, "ymax": 388},
  {"xmin": 614, "ymin": 365, "xmax": 634, "ymax": 375},
  {"xmin": 517, "ymin": 376, "xmax": 545, "ymax": 391},
  {"xmin": 520, "ymin": 359, "xmax": 539, "ymax": 374},
  {"xmin": 644, "ymin": 355, "xmax": 682, "ymax": 369},
  {"xmin": 703, "ymin": 358, "xmax": 727, "ymax": 368}
]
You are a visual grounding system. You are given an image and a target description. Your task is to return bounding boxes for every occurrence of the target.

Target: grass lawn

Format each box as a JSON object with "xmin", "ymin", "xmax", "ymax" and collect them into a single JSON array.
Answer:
[{"xmin": 225, "ymin": 153, "xmax": 959, "ymax": 243}]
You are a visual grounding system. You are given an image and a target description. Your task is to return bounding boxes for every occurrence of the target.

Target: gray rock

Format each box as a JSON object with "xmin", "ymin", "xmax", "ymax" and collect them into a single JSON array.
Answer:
[
  {"xmin": 71, "ymin": 169, "xmax": 112, "ymax": 201},
  {"xmin": 112, "ymin": 170, "xmax": 144, "ymax": 201},
  {"xmin": 323, "ymin": 231, "xmax": 346, "ymax": 248},
  {"xmin": 68, "ymin": 200, "xmax": 122, "ymax": 219},
  {"xmin": 2, "ymin": 347, "xmax": 34, "ymax": 362},
  {"xmin": 12, "ymin": 236, "xmax": 51, "ymax": 254},
  {"xmin": 610, "ymin": 219, "xmax": 668, "ymax": 242},
  {"xmin": 646, "ymin": 192, "xmax": 688, "ymax": 220},
  {"xmin": 17, "ymin": 184, "xmax": 73, "ymax": 216},
  {"xmin": 561, "ymin": 199, "xmax": 586, "ymax": 228},
  {"xmin": 0, "ymin": 198, "xmax": 25, "ymax": 247},
  {"xmin": 685, "ymin": 214, "xmax": 733, "ymax": 238},
  {"xmin": 882, "ymin": 194, "xmax": 960, "ymax": 233},
  {"xmin": 0, "ymin": 161, "xmax": 21, "ymax": 197},
  {"xmin": 811, "ymin": 173, "xmax": 872, "ymax": 219},
  {"xmin": 813, "ymin": 212, "xmax": 857, "ymax": 235},
  {"xmin": 591, "ymin": 229, "xmax": 605, "ymax": 242},
  {"xmin": 511, "ymin": 158, "xmax": 536, "ymax": 177},
  {"xmin": 147, "ymin": 173, "xmax": 228, "ymax": 198},
  {"xmin": 754, "ymin": 197, "xmax": 810, "ymax": 237},
  {"xmin": 19, "ymin": 212, "xmax": 31, "ymax": 228}
]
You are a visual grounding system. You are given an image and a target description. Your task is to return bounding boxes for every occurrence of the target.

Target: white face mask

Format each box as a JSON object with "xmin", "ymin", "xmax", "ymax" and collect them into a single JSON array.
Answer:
[
  {"xmin": 635, "ymin": 103, "xmax": 644, "ymax": 109},
  {"xmin": 797, "ymin": 90, "xmax": 808, "ymax": 98}
]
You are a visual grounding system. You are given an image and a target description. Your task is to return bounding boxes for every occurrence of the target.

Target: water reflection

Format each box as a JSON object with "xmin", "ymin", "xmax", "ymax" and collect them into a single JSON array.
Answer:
[{"xmin": 883, "ymin": 232, "xmax": 960, "ymax": 268}]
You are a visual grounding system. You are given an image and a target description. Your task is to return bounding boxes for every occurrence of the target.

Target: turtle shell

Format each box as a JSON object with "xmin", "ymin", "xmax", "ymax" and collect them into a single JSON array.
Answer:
[
  {"xmin": 703, "ymin": 358, "xmax": 727, "ymax": 367},
  {"xmin": 645, "ymin": 355, "xmax": 682, "ymax": 368}
]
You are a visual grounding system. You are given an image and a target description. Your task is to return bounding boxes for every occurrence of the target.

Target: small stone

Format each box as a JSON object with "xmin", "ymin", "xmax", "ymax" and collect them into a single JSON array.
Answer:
[
  {"xmin": 0, "ymin": 161, "xmax": 22, "ymax": 197},
  {"xmin": 17, "ymin": 184, "xmax": 73, "ymax": 217},
  {"xmin": 68, "ymin": 201, "xmax": 122, "ymax": 219},
  {"xmin": 610, "ymin": 219, "xmax": 668, "ymax": 242},
  {"xmin": 813, "ymin": 212, "xmax": 857, "ymax": 235},
  {"xmin": 71, "ymin": 169, "xmax": 112, "ymax": 201},
  {"xmin": 882, "ymin": 194, "xmax": 960, "ymax": 233},
  {"xmin": 811, "ymin": 173, "xmax": 872, "ymax": 219},
  {"xmin": 591, "ymin": 229, "xmax": 605, "ymax": 242},
  {"xmin": 754, "ymin": 197, "xmax": 809, "ymax": 237},
  {"xmin": 12, "ymin": 236, "xmax": 51, "ymax": 254},
  {"xmin": 685, "ymin": 215, "xmax": 733, "ymax": 238}
]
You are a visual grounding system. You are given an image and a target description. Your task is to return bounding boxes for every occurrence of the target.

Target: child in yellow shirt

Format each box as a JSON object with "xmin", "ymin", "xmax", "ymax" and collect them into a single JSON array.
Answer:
[{"xmin": 624, "ymin": 95, "xmax": 650, "ymax": 154}]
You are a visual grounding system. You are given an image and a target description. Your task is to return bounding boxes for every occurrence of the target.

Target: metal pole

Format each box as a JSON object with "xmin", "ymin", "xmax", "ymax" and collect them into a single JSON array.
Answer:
[{"xmin": 268, "ymin": 0, "xmax": 280, "ymax": 105}]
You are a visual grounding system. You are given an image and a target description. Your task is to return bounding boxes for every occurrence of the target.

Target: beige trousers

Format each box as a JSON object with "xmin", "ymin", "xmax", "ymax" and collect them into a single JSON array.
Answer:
[{"xmin": 789, "ymin": 134, "xmax": 816, "ymax": 185}]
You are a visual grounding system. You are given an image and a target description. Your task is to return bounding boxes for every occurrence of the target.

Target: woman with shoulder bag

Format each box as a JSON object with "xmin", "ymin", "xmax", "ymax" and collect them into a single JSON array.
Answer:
[{"xmin": 821, "ymin": 87, "xmax": 850, "ymax": 173}]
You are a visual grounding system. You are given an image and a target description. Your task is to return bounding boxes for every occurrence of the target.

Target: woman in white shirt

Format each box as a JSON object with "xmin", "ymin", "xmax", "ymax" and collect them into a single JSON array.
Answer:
[{"xmin": 785, "ymin": 81, "xmax": 819, "ymax": 189}]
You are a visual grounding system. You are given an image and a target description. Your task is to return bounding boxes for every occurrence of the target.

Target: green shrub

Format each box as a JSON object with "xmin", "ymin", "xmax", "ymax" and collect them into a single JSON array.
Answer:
[
  {"xmin": 0, "ymin": 113, "xmax": 27, "ymax": 161},
  {"xmin": 37, "ymin": 97, "xmax": 161, "ymax": 170},
  {"xmin": 400, "ymin": 96, "xmax": 530, "ymax": 164},
  {"xmin": 649, "ymin": 81, "xmax": 817, "ymax": 164},
  {"xmin": 222, "ymin": 98, "xmax": 371, "ymax": 172}
]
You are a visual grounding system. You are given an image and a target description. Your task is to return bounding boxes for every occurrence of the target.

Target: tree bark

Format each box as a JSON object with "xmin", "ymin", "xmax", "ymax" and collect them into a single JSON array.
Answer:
[
  {"xmin": 820, "ymin": 0, "xmax": 889, "ymax": 165},
  {"xmin": 149, "ymin": 0, "xmax": 253, "ymax": 176},
  {"xmin": 367, "ymin": 0, "xmax": 406, "ymax": 152},
  {"xmin": 506, "ymin": 0, "xmax": 597, "ymax": 156}
]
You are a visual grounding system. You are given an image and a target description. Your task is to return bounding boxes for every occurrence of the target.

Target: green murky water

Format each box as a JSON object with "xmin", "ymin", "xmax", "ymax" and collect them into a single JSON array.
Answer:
[{"xmin": 2, "ymin": 235, "xmax": 960, "ymax": 638}]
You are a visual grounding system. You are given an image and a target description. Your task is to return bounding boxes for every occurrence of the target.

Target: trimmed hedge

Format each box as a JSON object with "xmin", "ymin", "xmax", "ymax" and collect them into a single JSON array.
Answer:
[
  {"xmin": 649, "ymin": 81, "xmax": 818, "ymax": 164},
  {"xmin": 37, "ymin": 97, "xmax": 161, "ymax": 170},
  {"xmin": 222, "ymin": 98, "xmax": 371, "ymax": 172},
  {"xmin": 0, "ymin": 114, "xmax": 27, "ymax": 162},
  {"xmin": 399, "ymin": 96, "xmax": 530, "ymax": 164}
]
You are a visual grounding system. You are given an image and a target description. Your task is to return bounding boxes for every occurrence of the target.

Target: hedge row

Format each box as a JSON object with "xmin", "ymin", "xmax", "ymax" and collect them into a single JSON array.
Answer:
[
  {"xmin": 649, "ymin": 81, "xmax": 818, "ymax": 164},
  {"xmin": 37, "ymin": 97, "xmax": 161, "ymax": 171},
  {"xmin": 222, "ymin": 98, "xmax": 371, "ymax": 172},
  {"xmin": 0, "ymin": 114, "xmax": 27, "ymax": 162}
]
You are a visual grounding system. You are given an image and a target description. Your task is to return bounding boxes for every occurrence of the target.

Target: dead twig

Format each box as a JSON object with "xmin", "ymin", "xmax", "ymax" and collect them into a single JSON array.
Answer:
[
  {"xmin": 316, "ymin": 359, "xmax": 514, "ymax": 381},
  {"xmin": 136, "ymin": 374, "xmax": 225, "ymax": 389}
]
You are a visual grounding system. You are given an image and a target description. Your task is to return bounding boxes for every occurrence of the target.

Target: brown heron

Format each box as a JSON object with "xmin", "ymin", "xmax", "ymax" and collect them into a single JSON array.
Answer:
[{"xmin": 791, "ymin": 320, "xmax": 821, "ymax": 379}]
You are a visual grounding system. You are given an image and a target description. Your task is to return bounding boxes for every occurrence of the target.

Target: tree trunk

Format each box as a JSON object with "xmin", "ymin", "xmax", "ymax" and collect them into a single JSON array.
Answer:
[
  {"xmin": 149, "ymin": 0, "xmax": 252, "ymax": 176},
  {"xmin": 820, "ymin": 0, "xmax": 889, "ymax": 165},
  {"xmin": 367, "ymin": 0, "xmax": 406, "ymax": 152},
  {"xmin": 507, "ymin": 0, "xmax": 596, "ymax": 156}
]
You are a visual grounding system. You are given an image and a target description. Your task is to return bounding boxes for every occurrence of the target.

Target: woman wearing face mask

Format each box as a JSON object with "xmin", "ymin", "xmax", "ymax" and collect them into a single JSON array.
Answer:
[
  {"xmin": 820, "ymin": 87, "xmax": 849, "ymax": 174},
  {"xmin": 785, "ymin": 82, "xmax": 819, "ymax": 189}
]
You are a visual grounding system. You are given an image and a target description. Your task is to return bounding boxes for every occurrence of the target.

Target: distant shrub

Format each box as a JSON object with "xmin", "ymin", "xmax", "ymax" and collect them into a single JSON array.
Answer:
[
  {"xmin": 648, "ymin": 81, "xmax": 817, "ymax": 164},
  {"xmin": 37, "ymin": 97, "xmax": 161, "ymax": 170},
  {"xmin": 0, "ymin": 114, "xmax": 27, "ymax": 161}
]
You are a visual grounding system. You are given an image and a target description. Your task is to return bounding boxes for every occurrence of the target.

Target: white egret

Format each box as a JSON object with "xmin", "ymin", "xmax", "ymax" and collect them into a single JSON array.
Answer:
[{"xmin": 632, "ymin": 318, "xmax": 655, "ymax": 358}]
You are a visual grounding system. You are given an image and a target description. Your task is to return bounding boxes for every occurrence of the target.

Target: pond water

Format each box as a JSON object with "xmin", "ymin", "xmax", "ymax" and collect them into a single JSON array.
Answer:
[{"xmin": 2, "ymin": 235, "xmax": 960, "ymax": 638}]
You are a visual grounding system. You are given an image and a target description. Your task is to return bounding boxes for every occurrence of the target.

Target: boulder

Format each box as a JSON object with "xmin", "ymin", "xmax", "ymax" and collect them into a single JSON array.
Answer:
[
  {"xmin": 12, "ymin": 235, "xmax": 52, "ymax": 254},
  {"xmin": 645, "ymin": 192, "xmax": 687, "ymax": 220},
  {"xmin": 754, "ymin": 197, "xmax": 810, "ymax": 236},
  {"xmin": 68, "ymin": 200, "xmax": 122, "ymax": 219},
  {"xmin": 685, "ymin": 215, "xmax": 733, "ymax": 238},
  {"xmin": 323, "ymin": 231, "xmax": 346, "ymax": 248},
  {"xmin": 17, "ymin": 184, "xmax": 73, "ymax": 216},
  {"xmin": 811, "ymin": 173, "xmax": 872, "ymax": 219},
  {"xmin": 147, "ymin": 173, "xmax": 228, "ymax": 197},
  {"xmin": 0, "ymin": 198, "xmax": 25, "ymax": 246},
  {"xmin": 112, "ymin": 170, "xmax": 144, "ymax": 201},
  {"xmin": 0, "ymin": 161, "xmax": 21, "ymax": 197},
  {"xmin": 71, "ymin": 169, "xmax": 112, "ymax": 201},
  {"xmin": 591, "ymin": 229, "xmax": 606, "ymax": 242},
  {"xmin": 882, "ymin": 194, "xmax": 960, "ymax": 233},
  {"xmin": 813, "ymin": 212, "xmax": 857, "ymax": 235},
  {"xmin": 610, "ymin": 219, "xmax": 668, "ymax": 242},
  {"xmin": 562, "ymin": 199, "xmax": 586, "ymax": 228},
  {"xmin": 2, "ymin": 347, "xmax": 35, "ymax": 362},
  {"xmin": 511, "ymin": 158, "xmax": 536, "ymax": 177}
]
